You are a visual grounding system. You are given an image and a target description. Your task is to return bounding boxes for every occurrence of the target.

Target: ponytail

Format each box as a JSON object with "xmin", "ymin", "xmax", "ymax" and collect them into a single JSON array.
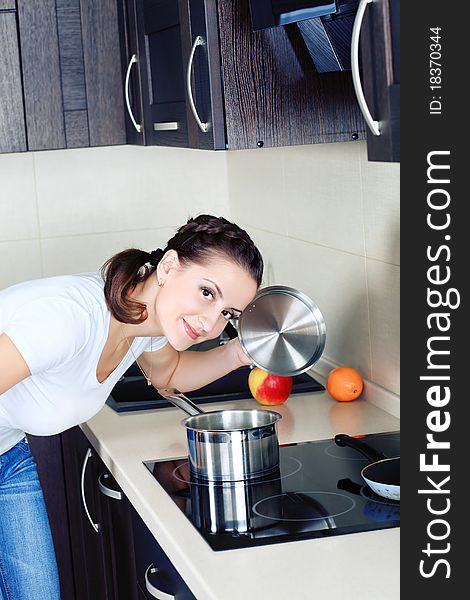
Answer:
[{"xmin": 101, "ymin": 248, "xmax": 164, "ymax": 323}]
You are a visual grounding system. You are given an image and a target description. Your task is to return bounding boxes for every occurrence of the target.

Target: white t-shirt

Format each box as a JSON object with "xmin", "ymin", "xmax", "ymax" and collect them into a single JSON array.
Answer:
[{"xmin": 0, "ymin": 272, "xmax": 167, "ymax": 454}]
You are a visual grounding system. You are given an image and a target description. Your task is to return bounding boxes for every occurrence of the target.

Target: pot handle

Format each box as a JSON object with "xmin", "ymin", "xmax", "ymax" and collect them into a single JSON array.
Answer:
[
  {"xmin": 334, "ymin": 434, "xmax": 387, "ymax": 463},
  {"xmin": 157, "ymin": 388, "xmax": 204, "ymax": 416}
]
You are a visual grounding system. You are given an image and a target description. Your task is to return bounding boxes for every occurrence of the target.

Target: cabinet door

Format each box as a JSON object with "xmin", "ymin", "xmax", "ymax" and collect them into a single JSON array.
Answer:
[
  {"xmin": 0, "ymin": 9, "xmax": 27, "ymax": 153},
  {"xmin": 98, "ymin": 470, "xmax": 139, "ymax": 600},
  {"xmin": 119, "ymin": 0, "xmax": 147, "ymax": 145},
  {"xmin": 132, "ymin": 507, "xmax": 196, "ymax": 600},
  {"xmin": 182, "ymin": 0, "xmax": 226, "ymax": 150},
  {"xmin": 358, "ymin": 0, "xmax": 399, "ymax": 162},
  {"xmin": 137, "ymin": 0, "xmax": 189, "ymax": 147},
  {"xmin": 218, "ymin": 0, "xmax": 366, "ymax": 150},
  {"xmin": 27, "ymin": 434, "xmax": 76, "ymax": 600},
  {"xmin": 62, "ymin": 427, "xmax": 109, "ymax": 600},
  {"xmin": 80, "ymin": 0, "xmax": 127, "ymax": 147},
  {"xmin": 14, "ymin": 0, "xmax": 125, "ymax": 151},
  {"xmin": 16, "ymin": 0, "xmax": 66, "ymax": 150}
]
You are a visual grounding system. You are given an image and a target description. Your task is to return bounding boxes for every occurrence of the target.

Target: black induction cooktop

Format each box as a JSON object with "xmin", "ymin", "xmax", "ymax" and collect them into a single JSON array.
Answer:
[{"xmin": 143, "ymin": 431, "xmax": 400, "ymax": 551}]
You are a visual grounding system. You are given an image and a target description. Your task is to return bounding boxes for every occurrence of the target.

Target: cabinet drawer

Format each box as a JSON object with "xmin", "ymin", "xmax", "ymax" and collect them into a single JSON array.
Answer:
[
  {"xmin": 132, "ymin": 509, "xmax": 196, "ymax": 599},
  {"xmin": 98, "ymin": 471, "xmax": 139, "ymax": 600}
]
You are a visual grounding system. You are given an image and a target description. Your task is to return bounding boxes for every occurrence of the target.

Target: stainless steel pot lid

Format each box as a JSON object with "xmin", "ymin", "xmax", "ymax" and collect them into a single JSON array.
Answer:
[{"xmin": 238, "ymin": 285, "xmax": 326, "ymax": 377}]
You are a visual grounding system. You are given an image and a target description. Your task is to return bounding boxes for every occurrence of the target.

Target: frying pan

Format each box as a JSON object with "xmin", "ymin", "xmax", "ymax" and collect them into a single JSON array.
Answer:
[
  {"xmin": 158, "ymin": 387, "xmax": 281, "ymax": 482},
  {"xmin": 237, "ymin": 285, "xmax": 326, "ymax": 376},
  {"xmin": 337, "ymin": 478, "xmax": 401, "ymax": 522},
  {"xmin": 334, "ymin": 434, "xmax": 400, "ymax": 501}
]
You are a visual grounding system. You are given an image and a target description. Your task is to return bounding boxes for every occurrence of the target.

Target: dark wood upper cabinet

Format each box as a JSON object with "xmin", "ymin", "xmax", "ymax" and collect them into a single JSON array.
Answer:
[
  {"xmin": 0, "ymin": 9, "xmax": 27, "ymax": 153},
  {"xmin": 217, "ymin": 0, "xmax": 366, "ymax": 150},
  {"xmin": 140, "ymin": 0, "xmax": 190, "ymax": 147},
  {"xmin": 17, "ymin": 0, "xmax": 66, "ymax": 151},
  {"xmin": 120, "ymin": 0, "xmax": 367, "ymax": 150},
  {"xmin": 356, "ymin": 0, "xmax": 399, "ymax": 162},
  {"xmin": 3, "ymin": 0, "xmax": 397, "ymax": 156},
  {"xmin": 120, "ymin": 0, "xmax": 226, "ymax": 149},
  {"xmin": 0, "ymin": 0, "xmax": 126, "ymax": 153},
  {"xmin": 80, "ymin": 0, "xmax": 127, "ymax": 147}
]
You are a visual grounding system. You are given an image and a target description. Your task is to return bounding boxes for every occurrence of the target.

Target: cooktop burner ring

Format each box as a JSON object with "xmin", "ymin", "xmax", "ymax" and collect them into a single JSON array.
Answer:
[
  {"xmin": 324, "ymin": 443, "xmax": 367, "ymax": 461},
  {"xmin": 252, "ymin": 491, "xmax": 356, "ymax": 522},
  {"xmin": 171, "ymin": 455, "xmax": 303, "ymax": 487}
]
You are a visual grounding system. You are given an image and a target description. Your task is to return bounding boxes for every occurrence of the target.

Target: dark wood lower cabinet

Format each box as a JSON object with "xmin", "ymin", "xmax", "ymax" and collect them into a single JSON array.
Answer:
[
  {"xmin": 132, "ymin": 508, "xmax": 196, "ymax": 600},
  {"xmin": 138, "ymin": 584, "xmax": 148, "ymax": 599},
  {"xmin": 27, "ymin": 434, "xmax": 76, "ymax": 600},
  {"xmin": 61, "ymin": 427, "xmax": 110, "ymax": 600},
  {"xmin": 99, "ymin": 472, "xmax": 139, "ymax": 600},
  {"xmin": 30, "ymin": 427, "xmax": 196, "ymax": 600}
]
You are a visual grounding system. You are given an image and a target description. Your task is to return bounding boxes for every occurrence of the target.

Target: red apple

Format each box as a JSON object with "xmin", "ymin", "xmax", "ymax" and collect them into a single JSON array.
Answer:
[{"xmin": 248, "ymin": 367, "xmax": 293, "ymax": 405}]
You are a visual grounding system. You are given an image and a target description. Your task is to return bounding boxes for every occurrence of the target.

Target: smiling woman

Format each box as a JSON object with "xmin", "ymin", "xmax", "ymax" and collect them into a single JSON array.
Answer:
[{"xmin": 0, "ymin": 214, "xmax": 263, "ymax": 600}]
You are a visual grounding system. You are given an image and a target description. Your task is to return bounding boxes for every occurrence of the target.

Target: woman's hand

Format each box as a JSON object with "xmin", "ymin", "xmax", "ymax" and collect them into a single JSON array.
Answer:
[{"xmin": 224, "ymin": 337, "xmax": 253, "ymax": 368}]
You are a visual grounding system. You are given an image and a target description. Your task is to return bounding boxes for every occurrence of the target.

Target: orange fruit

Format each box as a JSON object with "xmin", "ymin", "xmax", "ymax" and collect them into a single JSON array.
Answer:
[{"xmin": 326, "ymin": 367, "xmax": 363, "ymax": 402}]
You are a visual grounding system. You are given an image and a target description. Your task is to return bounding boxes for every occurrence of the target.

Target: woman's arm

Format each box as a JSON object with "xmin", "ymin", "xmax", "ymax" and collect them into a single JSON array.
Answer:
[
  {"xmin": 0, "ymin": 333, "xmax": 31, "ymax": 394},
  {"xmin": 141, "ymin": 338, "xmax": 250, "ymax": 393}
]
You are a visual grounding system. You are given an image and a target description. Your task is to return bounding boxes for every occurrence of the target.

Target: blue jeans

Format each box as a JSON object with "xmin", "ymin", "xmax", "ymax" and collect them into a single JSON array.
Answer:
[{"xmin": 0, "ymin": 438, "xmax": 61, "ymax": 600}]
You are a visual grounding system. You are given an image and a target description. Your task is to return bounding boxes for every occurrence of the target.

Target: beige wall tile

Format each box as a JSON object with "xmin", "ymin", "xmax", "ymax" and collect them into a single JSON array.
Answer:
[
  {"xmin": 288, "ymin": 239, "xmax": 372, "ymax": 380},
  {"xmin": 227, "ymin": 148, "xmax": 287, "ymax": 236},
  {"xmin": 283, "ymin": 142, "xmax": 365, "ymax": 256},
  {"xmin": 239, "ymin": 227, "xmax": 290, "ymax": 287},
  {"xmin": 34, "ymin": 146, "xmax": 229, "ymax": 238},
  {"xmin": 248, "ymin": 233, "xmax": 372, "ymax": 380},
  {"xmin": 0, "ymin": 239, "xmax": 42, "ymax": 289},
  {"xmin": 359, "ymin": 143, "xmax": 400, "ymax": 265},
  {"xmin": 164, "ymin": 148, "xmax": 230, "ymax": 218},
  {"xmin": 40, "ymin": 228, "xmax": 176, "ymax": 277},
  {"xmin": 366, "ymin": 258, "xmax": 400, "ymax": 395},
  {"xmin": 0, "ymin": 153, "xmax": 39, "ymax": 241}
]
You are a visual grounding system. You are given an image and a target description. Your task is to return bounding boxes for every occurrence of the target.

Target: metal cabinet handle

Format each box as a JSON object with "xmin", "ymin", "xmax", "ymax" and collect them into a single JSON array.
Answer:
[
  {"xmin": 351, "ymin": 0, "xmax": 381, "ymax": 136},
  {"xmin": 98, "ymin": 472, "xmax": 122, "ymax": 501},
  {"xmin": 145, "ymin": 564, "xmax": 175, "ymax": 600},
  {"xmin": 81, "ymin": 448, "xmax": 100, "ymax": 533},
  {"xmin": 125, "ymin": 54, "xmax": 142, "ymax": 133},
  {"xmin": 186, "ymin": 36, "xmax": 209, "ymax": 133},
  {"xmin": 153, "ymin": 121, "xmax": 179, "ymax": 131}
]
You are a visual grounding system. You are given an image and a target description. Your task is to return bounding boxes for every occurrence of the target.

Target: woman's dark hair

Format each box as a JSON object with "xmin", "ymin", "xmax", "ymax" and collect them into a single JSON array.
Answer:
[{"xmin": 101, "ymin": 214, "xmax": 264, "ymax": 324}]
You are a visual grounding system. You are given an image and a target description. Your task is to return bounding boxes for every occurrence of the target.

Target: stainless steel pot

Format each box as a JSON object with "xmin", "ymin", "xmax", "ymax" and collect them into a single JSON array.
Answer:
[
  {"xmin": 237, "ymin": 285, "xmax": 326, "ymax": 376},
  {"xmin": 158, "ymin": 388, "xmax": 281, "ymax": 482}
]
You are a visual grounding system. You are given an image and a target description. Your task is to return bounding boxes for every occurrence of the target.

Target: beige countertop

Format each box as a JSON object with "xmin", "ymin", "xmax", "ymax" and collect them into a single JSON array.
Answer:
[{"xmin": 82, "ymin": 378, "xmax": 400, "ymax": 600}]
